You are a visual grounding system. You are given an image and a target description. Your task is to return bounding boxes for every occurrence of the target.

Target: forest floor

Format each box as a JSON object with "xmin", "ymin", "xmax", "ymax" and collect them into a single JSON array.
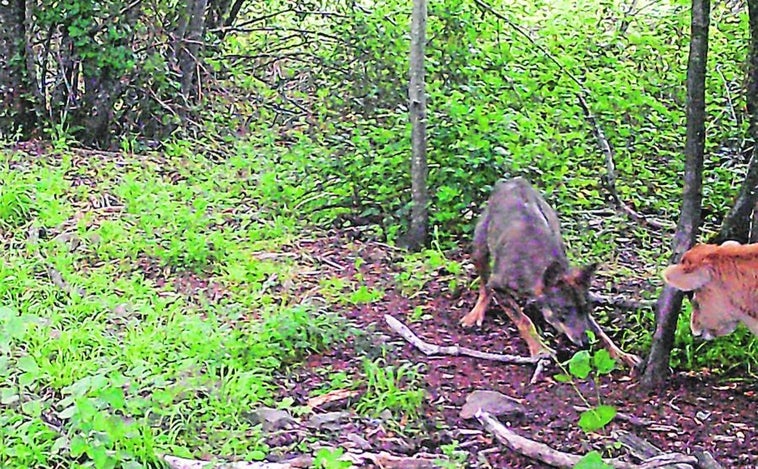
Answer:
[
  {"xmin": 2, "ymin": 148, "xmax": 756, "ymax": 469},
  {"xmin": 262, "ymin": 230, "xmax": 757, "ymax": 468}
]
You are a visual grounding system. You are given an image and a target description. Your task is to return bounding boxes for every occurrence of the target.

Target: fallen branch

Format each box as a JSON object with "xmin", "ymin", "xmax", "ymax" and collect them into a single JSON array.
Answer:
[
  {"xmin": 164, "ymin": 451, "xmax": 443, "ymax": 469},
  {"xmin": 384, "ymin": 314, "xmax": 543, "ymax": 365},
  {"xmin": 477, "ymin": 412, "xmax": 711, "ymax": 469},
  {"xmin": 164, "ymin": 455, "xmax": 312, "ymax": 469},
  {"xmin": 475, "ymin": 410, "xmax": 636, "ymax": 469},
  {"xmin": 614, "ymin": 430, "xmax": 722, "ymax": 469},
  {"xmin": 589, "ymin": 292, "xmax": 656, "ymax": 310},
  {"xmin": 637, "ymin": 453, "xmax": 698, "ymax": 469}
]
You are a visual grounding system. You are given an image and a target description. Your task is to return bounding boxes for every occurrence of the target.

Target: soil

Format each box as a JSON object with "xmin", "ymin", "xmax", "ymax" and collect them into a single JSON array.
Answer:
[{"xmin": 269, "ymin": 230, "xmax": 757, "ymax": 468}]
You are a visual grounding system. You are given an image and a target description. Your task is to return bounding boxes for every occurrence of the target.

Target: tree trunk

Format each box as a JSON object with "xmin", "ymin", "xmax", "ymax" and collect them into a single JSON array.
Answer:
[
  {"xmin": 714, "ymin": 0, "xmax": 758, "ymax": 244},
  {"xmin": 642, "ymin": 0, "xmax": 710, "ymax": 389},
  {"xmin": 405, "ymin": 0, "xmax": 428, "ymax": 251},
  {"xmin": 0, "ymin": 0, "xmax": 35, "ymax": 137},
  {"xmin": 178, "ymin": 0, "xmax": 209, "ymax": 102},
  {"xmin": 205, "ymin": 0, "xmax": 232, "ymax": 34}
]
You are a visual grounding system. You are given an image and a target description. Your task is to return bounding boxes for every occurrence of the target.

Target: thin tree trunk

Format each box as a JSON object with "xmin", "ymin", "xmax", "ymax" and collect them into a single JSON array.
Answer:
[
  {"xmin": 717, "ymin": 150, "xmax": 758, "ymax": 243},
  {"xmin": 642, "ymin": 0, "xmax": 710, "ymax": 389},
  {"xmin": 179, "ymin": 0, "xmax": 208, "ymax": 101},
  {"xmin": 747, "ymin": 0, "xmax": 758, "ymax": 134},
  {"xmin": 405, "ymin": 0, "xmax": 428, "ymax": 251},
  {"xmin": 0, "ymin": 0, "xmax": 35, "ymax": 137},
  {"xmin": 205, "ymin": 0, "xmax": 232, "ymax": 33},
  {"xmin": 714, "ymin": 0, "xmax": 758, "ymax": 244}
]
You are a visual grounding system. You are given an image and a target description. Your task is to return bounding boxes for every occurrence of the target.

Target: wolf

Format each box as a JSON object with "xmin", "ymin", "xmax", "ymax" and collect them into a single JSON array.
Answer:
[{"xmin": 460, "ymin": 178, "xmax": 641, "ymax": 368}]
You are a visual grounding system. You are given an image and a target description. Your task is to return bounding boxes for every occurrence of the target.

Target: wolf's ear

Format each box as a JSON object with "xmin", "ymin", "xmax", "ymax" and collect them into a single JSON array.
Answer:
[
  {"xmin": 570, "ymin": 262, "xmax": 598, "ymax": 288},
  {"xmin": 541, "ymin": 261, "xmax": 566, "ymax": 288},
  {"xmin": 662, "ymin": 264, "xmax": 711, "ymax": 291}
]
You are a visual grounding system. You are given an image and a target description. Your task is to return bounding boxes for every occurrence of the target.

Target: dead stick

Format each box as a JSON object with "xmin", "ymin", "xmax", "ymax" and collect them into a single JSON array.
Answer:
[
  {"xmin": 692, "ymin": 450, "xmax": 724, "ymax": 469},
  {"xmin": 475, "ymin": 410, "xmax": 637, "ymax": 469},
  {"xmin": 384, "ymin": 314, "xmax": 542, "ymax": 365},
  {"xmin": 613, "ymin": 430, "xmax": 698, "ymax": 469},
  {"xmin": 530, "ymin": 359, "xmax": 550, "ymax": 385},
  {"xmin": 589, "ymin": 292, "xmax": 656, "ymax": 310},
  {"xmin": 637, "ymin": 453, "xmax": 698, "ymax": 469},
  {"xmin": 576, "ymin": 94, "xmax": 670, "ymax": 231}
]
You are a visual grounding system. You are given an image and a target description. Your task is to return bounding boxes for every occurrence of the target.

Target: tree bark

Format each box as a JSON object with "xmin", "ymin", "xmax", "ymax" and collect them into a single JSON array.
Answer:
[
  {"xmin": 405, "ymin": 0, "xmax": 428, "ymax": 251},
  {"xmin": 178, "ymin": 0, "xmax": 209, "ymax": 102},
  {"xmin": 0, "ymin": 0, "xmax": 35, "ymax": 137},
  {"xmin": 714, "ymin": 0, "xmax": 758, "ymax": 244},
  {"xmin": 205, "ymin": 0, "xmax": 232, "ymax": 34},
  {"xmin": 642, "ymin": 0, "xmax": 710, "ymax": 389}
]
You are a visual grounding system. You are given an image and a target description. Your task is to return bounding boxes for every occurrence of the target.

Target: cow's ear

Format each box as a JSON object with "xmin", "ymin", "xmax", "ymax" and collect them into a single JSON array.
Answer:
[{"xmin": 662, "ymin": 264, "xmax": 711, "ymax": 291}]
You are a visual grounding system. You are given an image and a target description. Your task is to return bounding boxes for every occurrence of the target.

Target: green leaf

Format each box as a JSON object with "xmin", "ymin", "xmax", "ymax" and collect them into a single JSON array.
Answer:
[
  {"xmin": 70, "ymin": 435, "xmax": 88, "ymax": 457},
  {"xmin": 0, "ymin": 387, "xmax": 19, "ymax": 405},
  {"xmin": 574, "ymin": 450, "xmax": 613, "ymax": 469},
  {"xmin": 578, "ymin": 405, "xmax": 617, "ymax": 433},
  {"xmin": 99, "ymin": 387, "xmax": 126, "ymax": 410},
  {"xmin": 553, "ymin": 373, "xmax": 572, "ymax": 383},
  {"xmin": 58, "ymin": 405, "xmax": 76, "ymax": 419},
  {"xmin": 250, "ymin": 450, "xmax": 267, "ymax": 461},
  {"xmin": 17, "ymin": 356, "xmax": 39, "ymax": 374},
  {"xmin": 21, "ymin": 399, "xmax": 42, "ymax": 417},
  {"xmin": 593, "ymin": 349, "xmax": 616, "ymax": 375},
  {"xmin": 568, "ymin": 350, "xmax": 592, "ymax": 379}
]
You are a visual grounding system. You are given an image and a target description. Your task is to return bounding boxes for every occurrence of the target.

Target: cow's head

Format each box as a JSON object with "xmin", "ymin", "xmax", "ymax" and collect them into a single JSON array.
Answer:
[
  {"xmin": 688, "ymin": 292, "xmax": 741, "ymax": 340},
  {"xmin": 662, "ymin": 241, "xmax": 742, "ymax": 340}
]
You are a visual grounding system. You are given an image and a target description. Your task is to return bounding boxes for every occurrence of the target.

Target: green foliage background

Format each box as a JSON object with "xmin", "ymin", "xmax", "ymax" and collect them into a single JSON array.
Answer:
[{"xmin": 218, "ymin": 0, "xmax": 749, "ymax": 240}]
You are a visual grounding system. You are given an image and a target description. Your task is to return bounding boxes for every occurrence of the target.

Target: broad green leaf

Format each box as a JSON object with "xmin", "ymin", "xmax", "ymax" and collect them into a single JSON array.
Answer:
[
  {"xmin": 0, "ymin": 387, "xmax": 19, "ymax": 405},
  {"xmin": 578, "ymin": 405, "xmax": 617, "ymax": 433},
  {"xmin": 70, "ymin": 435, "xmax": 88, "ymax": 457},
  {"xmin": 574, "ymin": 450, "xmax": 613, "ymax": 469},
  {"xmin": 568, "ymin": 350, "xmax": 592, "ymax": 379},
  {"xmin": 17, "ymin": 356, "xmax": 39, "ymax": 374},
  {"xmin": 593, "ymin": 349, "xmax": 616, "ymax": 375}
]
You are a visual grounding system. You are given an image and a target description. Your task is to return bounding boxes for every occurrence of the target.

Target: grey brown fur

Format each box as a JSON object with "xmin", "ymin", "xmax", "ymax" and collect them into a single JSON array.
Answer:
[{"xmin": 461, "ymin": 178, "xmax": 641, "ymax": 369}]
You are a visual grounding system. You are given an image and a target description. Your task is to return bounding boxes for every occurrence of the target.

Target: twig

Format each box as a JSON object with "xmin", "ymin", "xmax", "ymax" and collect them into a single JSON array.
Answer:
[
  {"xmin": 714, "ymin": 64, "xmax": 738, "ymax": 125},
  {"xmin": 576, "ymin": 95, "xmax": 670, "ymax": 231},
  {"xmin": 589, "ymin": 292, "xmax": 656, "ymax": 310},
  {"xmin": 530, "ymin": 359, "xmax": 549, "ymax": 385},
  {"xmin": 476, "ymin": 410, "xmax": 637, "ymax": 469},
  {"xmin": 384, "ymin": 314, "xmax": 542, "ymax": 365},
  {"xmin": 637, "ymin": 453, "xmax": 698, "ymax": 469},
  {"xmin": 613, "ymin": 430, "xmax": 703, "ymax": 469},
  {"xmin": 164, "ymin": 454, "xmax": 312, "ymax": 468}
]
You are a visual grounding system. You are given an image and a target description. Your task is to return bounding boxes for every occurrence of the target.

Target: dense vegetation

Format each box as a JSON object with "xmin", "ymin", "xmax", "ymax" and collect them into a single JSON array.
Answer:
[{"xmin": 1, "ymin": 0, "xmax": 756, "ymax": 467}]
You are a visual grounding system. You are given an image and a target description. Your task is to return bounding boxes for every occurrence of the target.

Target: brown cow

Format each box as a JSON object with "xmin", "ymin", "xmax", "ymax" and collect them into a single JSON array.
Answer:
[{"xmin": 661, "ymin": 241, "xmax": 758, "ymax": 340}]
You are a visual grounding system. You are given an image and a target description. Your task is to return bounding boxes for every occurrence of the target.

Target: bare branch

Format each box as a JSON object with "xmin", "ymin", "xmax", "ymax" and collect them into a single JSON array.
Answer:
[{"xmin": 385, "ymin": 315, "xmax": 543, "ymax": 365}]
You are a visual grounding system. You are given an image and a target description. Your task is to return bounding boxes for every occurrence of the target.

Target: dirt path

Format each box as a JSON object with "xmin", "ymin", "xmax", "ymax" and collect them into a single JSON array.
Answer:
[{"xmin": 274, "ymin": 232, "xmax": 757, "ymax": 468}]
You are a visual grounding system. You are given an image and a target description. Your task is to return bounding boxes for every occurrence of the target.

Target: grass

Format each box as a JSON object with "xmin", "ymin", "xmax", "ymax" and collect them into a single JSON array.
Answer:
[{"xmin": 0, "ymin": 142, "xmax": 410, "ymax": 468}]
